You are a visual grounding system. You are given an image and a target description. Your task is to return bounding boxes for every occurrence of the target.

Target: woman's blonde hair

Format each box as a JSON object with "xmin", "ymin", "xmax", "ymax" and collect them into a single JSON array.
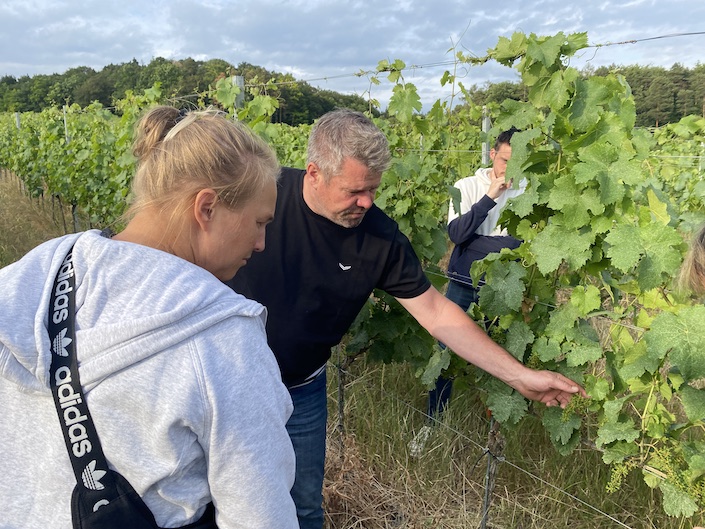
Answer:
[
  {"xmin": 678, "ymin": 223, "xmax": 705, "ymax": 297},
  {"xmin": 125, "ymin": 106, "xmax": 279, "ymax": 221}
]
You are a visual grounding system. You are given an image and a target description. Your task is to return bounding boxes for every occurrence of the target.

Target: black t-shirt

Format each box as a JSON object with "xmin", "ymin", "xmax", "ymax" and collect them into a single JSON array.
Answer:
[{"xmin": 227, "ymin": 167, "xmax": 431, "ymax": 387}]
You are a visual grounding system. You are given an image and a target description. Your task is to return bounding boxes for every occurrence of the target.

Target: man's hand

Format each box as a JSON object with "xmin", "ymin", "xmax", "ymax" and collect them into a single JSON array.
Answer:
[
  {"xmin": 487, "ymin": 171, "xmax": 512, "ymax": 200},
  {"xmin": 511, "ymin": 369, "xmax": 588, "ymax": 408}
]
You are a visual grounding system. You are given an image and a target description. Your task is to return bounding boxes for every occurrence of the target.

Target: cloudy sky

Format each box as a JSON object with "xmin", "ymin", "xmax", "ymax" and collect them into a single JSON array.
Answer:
[{"xmin": 2, "ymin": 0, "xmax": 704, "ymax": 110}]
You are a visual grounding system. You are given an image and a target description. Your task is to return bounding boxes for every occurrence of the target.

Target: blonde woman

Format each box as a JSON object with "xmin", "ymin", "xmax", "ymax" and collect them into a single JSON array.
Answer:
[
  {"xmin": 0, "ymin": 107, "xmax": 297, "ymax": 528},
  {"xmin": 678, "ymin": 223, "xmax": 705, "ymax": 297}
]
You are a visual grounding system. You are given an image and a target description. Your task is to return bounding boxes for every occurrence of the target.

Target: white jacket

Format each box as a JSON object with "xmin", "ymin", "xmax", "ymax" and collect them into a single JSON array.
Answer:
[
  {"xmin": 0, "ymin": 230, "xmax": 297, "ymax": 528},
  {"xmin": 448, "ymin": 167, "xmax": 527, "ymax": 236}
]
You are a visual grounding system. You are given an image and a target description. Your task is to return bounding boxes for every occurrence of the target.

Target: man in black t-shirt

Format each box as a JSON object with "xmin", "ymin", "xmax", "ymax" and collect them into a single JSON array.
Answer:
[{"xmin": 228, "ymin": 108, "xmax": 585, "ymax": 529}]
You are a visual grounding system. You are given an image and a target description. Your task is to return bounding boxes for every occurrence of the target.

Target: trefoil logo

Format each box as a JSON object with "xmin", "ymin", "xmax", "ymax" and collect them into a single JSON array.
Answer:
[
  {"xmin": 81, "ymin": 460, "xmax": 106, "ymax": 490},
  {"xmin": 52, "ymin": 328, "xmax": 72, "ymax": 357}
]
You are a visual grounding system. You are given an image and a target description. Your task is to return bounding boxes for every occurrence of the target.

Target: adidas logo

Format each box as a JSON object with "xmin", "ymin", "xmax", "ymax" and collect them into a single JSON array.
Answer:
[
  {"xmin": 81, "ymin": 460, "xmax": 106, "ymax": 490},
  {"xmin": 52, "ymin": 328, "xmax": 72, "ymax": 357}
]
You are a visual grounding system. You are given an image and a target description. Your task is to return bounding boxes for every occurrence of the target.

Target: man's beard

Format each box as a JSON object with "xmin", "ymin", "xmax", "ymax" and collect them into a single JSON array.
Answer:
[{"xmin": 333, "ymin": 207, "xmax": 367, "ymax": 228}]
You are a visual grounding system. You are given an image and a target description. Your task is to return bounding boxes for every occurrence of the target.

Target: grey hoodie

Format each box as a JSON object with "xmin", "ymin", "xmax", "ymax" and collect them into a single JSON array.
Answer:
[{"xmin": 0, "ymin": 230, "xmax": 297, "ymax": 528}]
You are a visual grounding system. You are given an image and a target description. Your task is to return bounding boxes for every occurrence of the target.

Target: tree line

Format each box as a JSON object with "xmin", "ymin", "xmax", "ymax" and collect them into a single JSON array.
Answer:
[
  {"xmin": 2, "ymin": 57, "xmax": 704, "ymax": 127},
  {"xmin": 464, "ymin": 62, "xmax": 705, "ymax": 128},
  {"xmin": 0, "ymin": 57, "xmax": 371, "ymax": 126}
]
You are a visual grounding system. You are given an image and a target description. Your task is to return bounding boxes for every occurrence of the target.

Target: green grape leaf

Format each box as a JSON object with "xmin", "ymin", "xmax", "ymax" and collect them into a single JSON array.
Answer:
[
  {"xmin": 647, "ymin": 305, "xmax": 705, "ymax": 381},
  {"xmin": 602, "ymin": 440, "xmax": 639, "ymax": 464},
  {"xmin": 618, "ymin": 340, "xmax": 661, "ymax": 380},
  {"xmin": 659, "ymin": 481, "xmax": 699, "ymax": 518},
  {"xmin": 591, "ymin": 215, "xmax": 614, "ymax": 235},
  {"xmin": 596, "ymin": 417, "xmax": 640, "ymax": 448},
  {"xmin": 387, "ymin": 83, "xmax": 422, "ymax": 123},
  {"xmin": 487, "ymin": 391, "xmax": 528, "ymax": 425},
  {"xmin": 570, "ymin": 285, "xmax": 602, "ymax": 315},
  {"xmin": 420, "ymin": 345, "xmax": 452, "ymax": 389},
  {"xmin": 572, "ymin": 160, "xmax": 607, "ymax": 185},
  {"xmin": 685, "ymin": 449, "xmax": 705, "ymax": 482},
  {"xmin": 505, "ymin": 128, "xmax": 542, "ymax": 190},
  {"xmin": 569, "ymin": 77, "xmax": 608, "ymax": 131},
  {"xmin": 476, "ymin": 260, "xmax": 526, "ymax": 316},
  {"xmin": 526, "ymin": 32, "xmax": 566, "ymax": 68},
  {"xmin": 610, "ymin": 157, "xmax": 644, "ymax": 187},
  {"xmin": 647, "ymin": 189, "xmax": 671, "ymax": 225},
  {"xmin": 504, "ymin": 320, "xmax": 534, "ymax": 360},
  {"xmin": 586, "ymin": 376, "xmax": 611, "ymax": 401},
  {"xmin": 643, "ymin": 468, "xmax": 662, "ymax": 489},
  {"xmin": 565, "ymin": 337, "xmax": 603, "ymax": 367},
  {"xmin": 639, "ymin": 215, "xmax": 683, "ymax": 260},
  {"xmin": 533, "ymin": 336, "xmax": 562, "ymax": 362},
  {"xmin": 561, "ymin": 31, "xmax": 589, "ymax": 56},
  {"xmin": 596, "ymin": 166, "xmax": 627, "ymax": 205},
  {"xmin": 531, "ymin": 223, "xmax": 593, "ymax": 274},
  {"xmin": 635, "ymin": 254, "xmax": 668, "ymax": 292},
  {"xmin": 548, "ymin": 176, "xmax": 605, "ymax": 230},
  {"xmin": 484, "ymin": 379, "xmax": 528, "ymax": 425},
  {"xmin": 491, "ymin": 32, "xmax": 528, "ymax": 65},
  {"xmin": 604, "ymin": 224, "xmax": 644, "ymax": 272},
  {"xmin": 581, "ymin": 138, "xmax": 619, "ymax": 162},
  {"xmin": 554, "ymin": 429, "xmax": 582, "ymax": 456},
  {"xmin": 679, "ymin": 385, "xmax": 705, "ymax": 423},
  {"xmin": 529, "ymin": 68, "xmax": 577, "ymax": 111},
  {"xmin": 545, "ymin": 301, "xmax": 580, "ymax": 342},
  {"xmin": 499, "ymin": 100, "xmax": 542, "ymax": 131},
  {"xmin": 507, "ymin": 183, "xmax": 540, "ymax": 219},
  {"xmin": 542, "ymin": 406, "xmax": 581, "ymax": 445}
]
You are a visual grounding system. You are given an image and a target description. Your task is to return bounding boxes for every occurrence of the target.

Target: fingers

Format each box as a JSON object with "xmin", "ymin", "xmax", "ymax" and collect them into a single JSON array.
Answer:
[
  {"xmin": 550, "ymin": 372, "xmax": 587, "ymax": 397},
  {"xmin": 541, "ymin": 389, "xmax": 573, "ymax": 408}
]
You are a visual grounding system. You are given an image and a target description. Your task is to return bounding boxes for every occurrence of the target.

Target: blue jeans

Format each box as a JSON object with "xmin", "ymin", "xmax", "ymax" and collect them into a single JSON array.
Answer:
[
  {"xmin": 428, "ymin": 279, "xmax": 478, "ymax": 419},
  {"xmin": 286, "ymin": 369, "xmax": 328, "ymax": 529}
]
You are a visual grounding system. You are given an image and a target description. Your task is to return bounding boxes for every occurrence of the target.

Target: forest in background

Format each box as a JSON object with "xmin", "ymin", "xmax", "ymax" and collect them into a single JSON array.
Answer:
[
  {"xmin": 0, "ymin": 58, "xmax": 372, "ymax": 125},
  {"xmin": 1, "ymin": 56, "xmax": 703, "ymax": 127}
]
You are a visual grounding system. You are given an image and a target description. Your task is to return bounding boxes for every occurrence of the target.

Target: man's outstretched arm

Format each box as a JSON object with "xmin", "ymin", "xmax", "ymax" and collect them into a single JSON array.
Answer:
[{"xmin": 396, "ymin": 287, "xmax": 587, "ymax": 408}]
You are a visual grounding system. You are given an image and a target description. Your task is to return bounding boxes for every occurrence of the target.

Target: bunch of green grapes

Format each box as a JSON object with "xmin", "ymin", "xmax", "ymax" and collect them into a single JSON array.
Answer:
[
  {"xmin": 606, "ymin": 459, "xmax": 638, "ymax": 493},
  {"xmin": 561, "ymin": 394, "xmax": 592, "ymax": 422}
]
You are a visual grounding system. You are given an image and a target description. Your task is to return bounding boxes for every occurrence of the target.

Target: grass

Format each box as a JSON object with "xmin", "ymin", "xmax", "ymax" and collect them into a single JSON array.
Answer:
[
  {"xmin": 0, "ymin": 170, "xmax": 68, "ymax": 267},
  {"xmin": 1, "ymin": 169, "xmax": 702, "ymax": 529},
  {"xmin": 324, "ymin": 357, "xmax": 703, "ymax": 529}
]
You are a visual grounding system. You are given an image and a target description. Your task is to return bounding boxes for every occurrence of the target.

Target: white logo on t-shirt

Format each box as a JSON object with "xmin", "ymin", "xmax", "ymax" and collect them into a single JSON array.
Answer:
[{"xmin": 339, "ymin": 263, "xmax": 352, "ymax": 271}]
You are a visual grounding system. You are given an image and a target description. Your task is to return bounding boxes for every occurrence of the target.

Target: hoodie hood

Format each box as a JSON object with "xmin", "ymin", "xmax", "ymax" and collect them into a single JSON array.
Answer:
[
  {"xmin": 0, "ymin": 230, "xmax": 264, "ymax": 394},
  {"xmin": 475, "ymin": 166, "xmax": 493, "ymax": 185}
]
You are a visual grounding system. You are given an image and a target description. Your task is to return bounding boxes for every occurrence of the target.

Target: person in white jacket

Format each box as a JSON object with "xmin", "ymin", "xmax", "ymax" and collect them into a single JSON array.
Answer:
[
  {"xmin": 427, "ymin": 127, "xmax": 527, "ymax": 422},
  {"xmin": 0, "ymin": 106, "xmax": 298, "ymax": 528}
]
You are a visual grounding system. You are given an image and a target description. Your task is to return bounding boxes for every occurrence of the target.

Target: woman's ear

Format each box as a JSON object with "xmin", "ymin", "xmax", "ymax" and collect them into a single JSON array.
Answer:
[{"xmin": 193, "ymin": 188, "xmax": 219, "ymax": 231}]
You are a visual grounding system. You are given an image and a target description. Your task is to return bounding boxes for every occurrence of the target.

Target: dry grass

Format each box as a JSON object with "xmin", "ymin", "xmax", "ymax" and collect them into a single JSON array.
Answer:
[
  {"xmin": 0, "ymin": 170, "xmax": 69, "ymax": 266},
  {"xmin": 323, "ymin": 358, "xmax": 704, "ymax": 529}
]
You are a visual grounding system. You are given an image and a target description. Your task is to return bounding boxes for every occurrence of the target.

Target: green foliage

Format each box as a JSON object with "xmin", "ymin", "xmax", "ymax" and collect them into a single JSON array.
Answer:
[
  {"xmin": 0, "ymin": 57, "xmax": 372, "ymax": 125},
  {"xmin": 456, "ymin": 31, "xmax": 705, "ymax": 518}
]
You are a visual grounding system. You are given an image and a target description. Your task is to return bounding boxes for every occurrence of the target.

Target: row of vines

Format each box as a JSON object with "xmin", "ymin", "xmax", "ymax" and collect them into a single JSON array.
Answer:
[{"xmin": 2, "ymin": 31, "xmax": 705, "ymax": 521}]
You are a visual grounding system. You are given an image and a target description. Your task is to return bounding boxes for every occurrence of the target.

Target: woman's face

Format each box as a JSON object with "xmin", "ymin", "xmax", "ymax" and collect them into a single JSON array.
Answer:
[{"xmin": 198, "ymin": 180, "xmax": 277, "ymax": 281}]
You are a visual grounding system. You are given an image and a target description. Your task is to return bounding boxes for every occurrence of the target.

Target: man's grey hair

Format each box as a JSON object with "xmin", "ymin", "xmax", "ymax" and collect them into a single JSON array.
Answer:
[{"xmin": 307, "ymin": 108, "xmax": 391, "ymax": 179}]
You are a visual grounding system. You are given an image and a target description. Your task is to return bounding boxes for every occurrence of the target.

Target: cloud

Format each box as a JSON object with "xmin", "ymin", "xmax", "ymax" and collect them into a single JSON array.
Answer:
[{"xmin": 1, "ymin": 0, "xmax": 704, "ymax": 109}]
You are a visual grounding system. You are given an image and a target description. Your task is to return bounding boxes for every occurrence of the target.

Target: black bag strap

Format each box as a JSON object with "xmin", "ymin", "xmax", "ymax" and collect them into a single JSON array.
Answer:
[
  {"xmin": 48, "ymin": 245, "xmax": 121, "ymax": 510},
  {"xmin": 48, "ymin": 244, "xmax": 217, "ymax": 528}
]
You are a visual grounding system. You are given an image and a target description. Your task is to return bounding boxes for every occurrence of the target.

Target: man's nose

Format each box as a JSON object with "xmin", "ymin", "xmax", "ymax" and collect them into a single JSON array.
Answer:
[{"xmin": 357, "ymin": 192, "xmax": 374, "ymax": 209}]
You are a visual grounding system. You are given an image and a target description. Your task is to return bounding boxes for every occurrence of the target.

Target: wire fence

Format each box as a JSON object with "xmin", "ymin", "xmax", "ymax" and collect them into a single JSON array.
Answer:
[{"xmin": 328, "ymin": 358, "xmax": 639, "ymax": 529}]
